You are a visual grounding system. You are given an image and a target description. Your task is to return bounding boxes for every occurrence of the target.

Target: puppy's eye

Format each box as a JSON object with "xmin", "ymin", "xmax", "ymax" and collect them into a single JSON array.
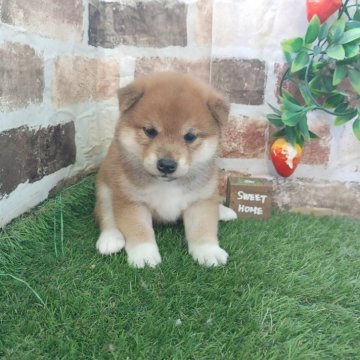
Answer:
[
  {"xmin": 143, "ymin": 127, "xmax": 158, "ymax": 138},
  {"xmin": 184, "ymin": 132, "xmax": 197, "ymax": 144}
]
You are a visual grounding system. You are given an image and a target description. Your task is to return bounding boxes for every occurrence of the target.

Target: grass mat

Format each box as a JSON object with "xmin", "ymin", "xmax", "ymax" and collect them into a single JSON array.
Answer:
[{"xmin": 1, "ymin": 175, "xmax": 360, "ymax": 359}]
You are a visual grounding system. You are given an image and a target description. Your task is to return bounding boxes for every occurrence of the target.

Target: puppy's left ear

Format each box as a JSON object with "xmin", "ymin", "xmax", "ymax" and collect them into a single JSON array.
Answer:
[
  {"xmin": 207, "ymin": 95, "xmax": 230, "ymax": 127},
  {"xmin": 117, "ymin": 82, "xmax": 144, "ymax": 113}
]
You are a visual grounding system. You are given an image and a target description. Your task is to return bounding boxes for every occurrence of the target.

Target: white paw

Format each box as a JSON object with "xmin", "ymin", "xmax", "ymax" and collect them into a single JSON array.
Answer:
[
  {"xmin": 126, "ymin": 243, "xmax": 161, "ymax": 268},
  {"xmin": 96, "ymin": 229, "xmax": 125, "ymax": 255},
  {"xmin": 189, "ymin": 244, "xmax": 229, "ymax": 267},
  {"xmin": 219, "ymin": 204, "xmax": 237, "ymax": 221}
]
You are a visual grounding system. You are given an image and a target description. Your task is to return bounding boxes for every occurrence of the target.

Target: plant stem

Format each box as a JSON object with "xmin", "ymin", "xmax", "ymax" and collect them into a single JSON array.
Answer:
[
  {"xmin": 338, "ymin": 0, "xmax": 351, "ymax": 19},
  {"xmin": 279, "ymin": 67, "xmax": 290, "ymax": 98}
]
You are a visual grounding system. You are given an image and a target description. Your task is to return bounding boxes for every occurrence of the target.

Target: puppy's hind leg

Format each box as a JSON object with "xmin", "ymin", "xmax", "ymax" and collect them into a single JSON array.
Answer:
[{"xmin": 95, "ymin": 183, "xmax": 125, "ymax": 255}]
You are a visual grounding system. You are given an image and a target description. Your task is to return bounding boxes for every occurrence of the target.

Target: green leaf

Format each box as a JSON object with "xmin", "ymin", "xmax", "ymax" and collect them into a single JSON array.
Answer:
[
  {"xmin": 335, "ymin": 117, "xmax": 352, "ymax": 125},
  {"xmin": 309, "ymin": 74, "xmax": 335, "ymax": 95},
  {"xmin": 323, "ymin": 93, "xmax": 345, "ymax": 109},
  {"xmin": 282, "ymin": 111, "xmax": 304, "ymax": 126},
  {"xmin": 271, "ymin": 128, "xmax": 287, "ymax": 138},
  {"xmin": 305, "ymin": 15, "xmax": 321, "ymax": 44},
  {"xmin": 318, "ymin": 23, "xmax": 329, "ymax": 41},
  {"xmin": 280, "ymin": 96, "xmax": 304, "ymax": 112},
  {"xmin": 267, "ymin": 114, "xmax": 284, "ymax": 127},
  {"xmin": 296, "ymin": 134, "xmax": 305, "ymax": 148},
  {"xmin": 334, "ymin": 102, "xmax": 349, "ymax": 114},
  {"xmin": 345, "ymin": 20, "xmax": 360, "ymax": 30},
  {"xmin": 309, "ymin": 130, "xmax": 320, "ymax": 139},
  {"xmin": 285, "ymin": 126, "xmax": 297, "ymax": 145},
  {"xmin": 284, "ymin": 51, "xmax": 293, "ymax": 64},
  {"xmin": 322, "ymin": 76, "xmax": 335, "ymax": 92},
  {"xmin": 298, "ymin": 81, "xmax": 314, "ymax": 104},
  {"xmin": 339, "ymin": 28, "xmax": 360, "ymax": 44},
  {"xmin": 332, "ymin": 64, "xmax": 347, "ymax": 85},
  {"xmin": 327, "ymin": 45, "xmax": 345, "ymax": 60},
  {"xmin": 348, "ymin": 70, "xmax": 360, "ymax": 95},
  {"xmin": 268, "ymin": 103, "xmax": 282, "ymax": 116},
  {"xmin": 353, "ymin": 117, "xmax": 360, "ymax": 141},
  {"xmin": 281, "ymin": 88, "xmax": 300, "ymax": 103},
  {"xmin": 324, "ymin": 93, "xmax": 346, "ymax": 108},
  {"xmin": 335, "ymin": 112, "xmax": 356, "ymax": 125},
  {"xmin": 344, "ymin": 44, "xmax": 359, "ymax": 58},
  {"xmin": 290, "ymin": 51, "xmax": 310, "ymax": 73},
  {"xmin": 281, "ymin": 37, "xmax": 303, "ymax": 53},
  {"xmin": 298, "ymin": 117, "xmax": 310, "ymax": 141},
  {"xmin": 311, "ymin": 61, "xmax": 328, "ymax": 71},
  {"xmin": 309, "ymin": 75, "xmax": 324, "ymax": 95},
  {"xmin": 327, "ymin": 18, "xmax": 346, "ymax": 45},
  {"xmin": 354, "ymin": 9, "xmax": 360, "ymax": 21}
]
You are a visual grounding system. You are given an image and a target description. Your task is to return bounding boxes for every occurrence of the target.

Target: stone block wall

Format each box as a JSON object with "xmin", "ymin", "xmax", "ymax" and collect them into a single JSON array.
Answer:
[
  {"xmin": 213, "ymin": 0, "xmax": 360, "ymax": 219},
  {"xmin": 0, "ymin": 0, "xmax": 212, "ymax": 227},
  {"xmin": 1, "ymin": 0, "xmax": 359, "ymax": 227}
]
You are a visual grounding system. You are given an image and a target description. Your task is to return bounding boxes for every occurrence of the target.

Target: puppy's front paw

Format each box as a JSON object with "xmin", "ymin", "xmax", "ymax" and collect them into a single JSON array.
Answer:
[
  {"xmin": 127, "ymin": 243, "xmax": 161, "ymax": 268},
  {"xmin": 96, "ymin": 229, "xmax": 125, "ymax": 255},
  {"xmin": 189, "ymin": 244, "xmax": 228, "ymax": 267},
  {"xmin": 219, "ymin": 204, "xmax": 237, "ymax": 221}
]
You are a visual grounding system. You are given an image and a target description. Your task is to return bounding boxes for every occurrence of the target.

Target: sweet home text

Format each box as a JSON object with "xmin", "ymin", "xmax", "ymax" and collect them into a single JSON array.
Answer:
[{"xmin": 237, "ymin": 190, "xmax": 268, "ymax": 215}]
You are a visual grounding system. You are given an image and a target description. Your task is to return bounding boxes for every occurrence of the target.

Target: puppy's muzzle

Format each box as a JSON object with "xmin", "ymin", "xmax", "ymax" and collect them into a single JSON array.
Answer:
[{"xmin": 157, "ymin": 158, "xmax": 177, "ymax": 174}]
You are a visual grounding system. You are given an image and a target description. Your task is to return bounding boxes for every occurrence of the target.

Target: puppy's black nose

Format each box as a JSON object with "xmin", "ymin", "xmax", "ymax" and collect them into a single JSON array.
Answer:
[{"xmin": 157, "ymin": 158, "xmax": 177, "ymax": 174}]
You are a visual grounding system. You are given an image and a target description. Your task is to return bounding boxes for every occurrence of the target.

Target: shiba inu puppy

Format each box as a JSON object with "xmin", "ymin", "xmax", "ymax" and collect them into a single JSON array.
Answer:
[{"xmin": 95, "ymin": 72, "xmax": 235, "ymax": 267}]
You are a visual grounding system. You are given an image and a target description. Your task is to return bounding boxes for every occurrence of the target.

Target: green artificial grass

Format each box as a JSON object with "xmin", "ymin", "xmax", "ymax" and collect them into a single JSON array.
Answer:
[{"xmin": 1, "ymin": 175, "xmax": 360, "ymax": 359}]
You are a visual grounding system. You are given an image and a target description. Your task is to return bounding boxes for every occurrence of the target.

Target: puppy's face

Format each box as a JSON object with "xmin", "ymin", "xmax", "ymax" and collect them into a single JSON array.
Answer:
[{"xmin": 117, "ymin": 73, "xmax": 229, "ymax": 181}]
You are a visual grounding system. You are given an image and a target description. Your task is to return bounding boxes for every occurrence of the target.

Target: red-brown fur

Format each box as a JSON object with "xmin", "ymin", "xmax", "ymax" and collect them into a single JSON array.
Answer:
[{"xmin": 95, "ymin": 72, "xmax": 230, "ymax": 267}]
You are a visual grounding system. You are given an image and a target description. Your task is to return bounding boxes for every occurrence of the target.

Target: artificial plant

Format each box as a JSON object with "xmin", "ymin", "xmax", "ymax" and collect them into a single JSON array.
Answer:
[
  {"xmin": 268, "ymin": 0, "xmax": 360, "ymax": 145},
  {"xmin": 267, "ymin": 0, "xmax": 360, "ymax": 176}
]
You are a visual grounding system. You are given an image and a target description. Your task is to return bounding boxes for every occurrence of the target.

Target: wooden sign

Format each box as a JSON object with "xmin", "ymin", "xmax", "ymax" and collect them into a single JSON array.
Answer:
[{"xmin": 226, "ymin": 177, "xmax": 272, "ymax": 219}]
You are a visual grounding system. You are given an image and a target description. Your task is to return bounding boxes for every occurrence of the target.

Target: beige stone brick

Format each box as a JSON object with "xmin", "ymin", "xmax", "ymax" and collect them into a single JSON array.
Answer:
[
  {"xmin": 135, "ymin": 57, "xmax": 210, "ymax": 83},
  {"xmin": 0, "ymin": 42, "xmax": 44, "ymax": 112},
  {"xmin": 194, "ymin": 0, "xmax": 213, "ymax": 45},
  {"xmin": 95, "ymin": 60, "xmax": 121, "ymax": 101},
  {"xmin": 302, "ymin": 114, "xmax": 331, "ymax": 166},
  {"xmin": 221, "ymin": 116, "xmax": 268, "ymax": 159},
  {"xmin": 88, "ymin": 1, "xmax": 187, "ymax": 48},
  {"xmin": 213, "ymin": 0, "xmax": 307, "ymax": 49},
  {"xmin": 213, "ymin": 0, "xmax": 276, "ymax": 47},
  {"xmin": 1, "ymin": 0, "xmax": 83, "ymax": 41},
  {"xmin": 332, "ymin": 121, "xmax": 360, "ymax": 174},
  {"xmin": 211, "ymin": 58, "xmax": 266, "ymax": 105},
  {"xmin": 0, "ymin": 123, "xmax": 75, "ymax": 196},
  {"xmin": 273, "ymin": 178, "xmax": 360, "ymax": 220},
  {"xmin": 52, "ymin": 56, "xmax": 120, "ymax": 107}
]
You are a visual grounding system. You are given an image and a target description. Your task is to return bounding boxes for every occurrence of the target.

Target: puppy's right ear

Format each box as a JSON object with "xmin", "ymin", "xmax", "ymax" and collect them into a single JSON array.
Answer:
[
  {"xmin": 207, "ymin": 95, "xmax": 230, "ymax": 128},
  {"xmin": 117, "ymin": 82, "xmax": 144, "ymax": 113}
]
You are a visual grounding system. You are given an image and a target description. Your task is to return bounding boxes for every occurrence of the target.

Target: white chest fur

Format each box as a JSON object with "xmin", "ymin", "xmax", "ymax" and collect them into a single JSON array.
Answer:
[
  {"xmin": 145, "ymin": 183, "xmax": 189, "ymax": 222},
  {"xmin": 131, "ymin": 178, "xmax": 216, "ymax": 223}
]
